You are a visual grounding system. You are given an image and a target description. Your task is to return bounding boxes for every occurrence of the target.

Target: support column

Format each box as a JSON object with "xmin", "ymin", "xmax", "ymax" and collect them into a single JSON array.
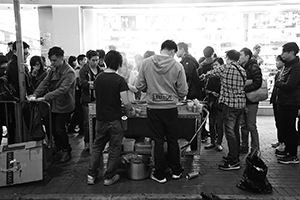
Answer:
[{"xmin": 51, "ymin": 6, "xmax": 83, "ymax": 56}]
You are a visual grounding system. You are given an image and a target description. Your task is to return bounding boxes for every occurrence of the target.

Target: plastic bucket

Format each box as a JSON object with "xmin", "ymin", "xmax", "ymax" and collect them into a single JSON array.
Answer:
[{"xmin": 123, "ymin": 138, "xmax": 135, "ymax": 152}]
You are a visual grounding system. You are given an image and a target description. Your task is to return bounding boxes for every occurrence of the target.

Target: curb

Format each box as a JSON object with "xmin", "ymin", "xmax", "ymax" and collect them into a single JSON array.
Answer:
[{"xmin": 2, "ymin": 194, "xmax": 300, "ymax": 200}]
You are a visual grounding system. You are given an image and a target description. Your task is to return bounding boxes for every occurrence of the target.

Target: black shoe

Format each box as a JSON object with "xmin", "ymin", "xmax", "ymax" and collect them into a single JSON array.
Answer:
[
  {"xmin": 275, "ymin": 149, "xmax": 288, "ymax": 157},
  {"xmin": 60, "ymin": 151, "xmax": 71, "ymax": 163},
  {"xmin": 219, "ymin": 161, "xmax": 240, "ymax": 171},
  {"xmin": 204, "ymin": 143, "xmax": 216, "ymax": 149}
]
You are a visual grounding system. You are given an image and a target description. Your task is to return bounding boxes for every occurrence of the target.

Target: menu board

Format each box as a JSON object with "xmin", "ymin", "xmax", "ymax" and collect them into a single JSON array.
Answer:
[{"xmin": 97, "ymin": 11, "xmax": 244, "ymax": 62}]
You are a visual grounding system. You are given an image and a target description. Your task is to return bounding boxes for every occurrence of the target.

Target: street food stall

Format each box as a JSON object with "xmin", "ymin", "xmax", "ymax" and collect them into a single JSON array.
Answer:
[{"xmin": 88, "ymin": 100, "xmax": 207, "ymax": 156}]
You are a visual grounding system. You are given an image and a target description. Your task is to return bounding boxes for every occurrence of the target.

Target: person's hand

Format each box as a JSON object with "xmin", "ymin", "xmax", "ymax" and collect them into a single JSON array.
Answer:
[
  {"xmin": 36, "ymin": 97, "xmax": 46, "ymax": 101},
  {"xmin": 27, "ymin": 95, "xmax": 36, "ymax": 101},
  {"xmin": 127, "ymin": 107, "xmax": 136, "ymax": 117}
]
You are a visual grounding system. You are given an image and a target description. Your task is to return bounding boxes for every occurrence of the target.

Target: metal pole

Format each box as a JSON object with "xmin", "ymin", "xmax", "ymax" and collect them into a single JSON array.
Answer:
[
  {"xmin": 13, "ymin": 0, "xmax": 26, "ymax": 101},
  {"xmin": 13, "ymin": 0, "xmax": 26, "ymax": 142}
]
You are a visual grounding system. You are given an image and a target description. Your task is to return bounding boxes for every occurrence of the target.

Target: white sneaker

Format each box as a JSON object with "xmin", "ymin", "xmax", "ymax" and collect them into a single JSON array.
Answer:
[
  {"xmin": 276, "ymin": 143, "xmax": 285, "ymax": 152},
  {"xmin": 87, "ymin": 175, "xmax": 96, "ymax": 185}
]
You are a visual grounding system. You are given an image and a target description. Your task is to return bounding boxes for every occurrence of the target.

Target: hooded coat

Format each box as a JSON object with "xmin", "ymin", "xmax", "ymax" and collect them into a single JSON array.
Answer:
[{"xmin": 135, "ymin": 54, "xmax": 188, "ymax": 109}]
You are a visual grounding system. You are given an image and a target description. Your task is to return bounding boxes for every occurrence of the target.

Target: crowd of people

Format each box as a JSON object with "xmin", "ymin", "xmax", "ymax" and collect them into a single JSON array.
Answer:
[{"xmin": 0, "ymin": 39, "xmax": 300, "ymax": 186}]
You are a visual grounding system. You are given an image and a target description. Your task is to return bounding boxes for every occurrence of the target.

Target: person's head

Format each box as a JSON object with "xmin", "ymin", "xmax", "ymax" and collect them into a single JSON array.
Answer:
[
  {"xmin": 68, "ymin": 56, "xmax": 77, "ymax": 68},
  {"xmin": 203, "ymin": 46, "xmax": 214, "ymax": 58},
  {"xmin": 276, "ymin": 55, "xmax": 284, "ymax": 70},
  {"xmin": 12, "ymin": 41, "xmax": 30, "ymax": 61},
  {"xmin": 104, "ymin": 50, "xmax": 123, "ymax": 71},
  {"xmin": 198, "ymin": 56, "xmax": 205, "ymax": 64},
  {"xmin": 48, "ymin": 46, "xmax": 65, "ymax": 68},
  {"xmin": 281, "ymin": 42, "xmax": 299, "ymax": 62},
  {"xmin": 212, "ymin": 57, "xmax": 224, "ymax": 68},
  {"xmin": 77, "ymin": 54, "xmax": 87, "ymax": 67},
  {"xmin": 160, "ymin": 40, "xmax": 178, "ymax": 57},
  {"xmin": 177, "ymin": 42, "xmax": 188, "ymax": 58},
  {"xmin": 225, "ymin": 50, "xmax": 240, "ymax": 64},
  {"xmin": 143, "ymin": 50, "xmax": 155, "ymax": 59},
  {"xmin": 86, "ymin": 50, "xmax": 99, "ymax": 68},
  {"xmin": 30, "ymin": 56, "xmax": 45, "ymax": 75},
  {"xmin": 253, "ymin": 44, "xmax": 261, "ymax": 55},
  {"xmin": 7, "ymin": 41, "xmax": 13, "ymax": 51},
  {"xmin": 96, "ymin": 49, "xmax": 106, "ymax": 65},
  {"xmin": 239, "ymin": 47, "xmax": 253, "ymax": 65},
  {"xmin": 134, "ymin": 54, "xmax": 143, "ymax": 66}
]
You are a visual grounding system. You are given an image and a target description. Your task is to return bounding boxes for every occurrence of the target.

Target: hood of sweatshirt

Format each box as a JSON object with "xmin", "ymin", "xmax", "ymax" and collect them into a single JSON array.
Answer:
[{"xmin": 151, "ymin": 55, "xmax": 177, "ymax": 74}]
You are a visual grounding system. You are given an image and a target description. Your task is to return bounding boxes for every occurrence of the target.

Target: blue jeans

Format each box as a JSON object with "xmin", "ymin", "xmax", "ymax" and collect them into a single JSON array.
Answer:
[
  {"xmin": 240, "ymin": 104, "xmax": 259, "ymax": 151},
  {"xmin": 88, "ymin": 120, "xmax": 123, "ymax": 179},
  {"xmin": 222, "ymin": 105, "xmax": 244, "ymax": 163}
]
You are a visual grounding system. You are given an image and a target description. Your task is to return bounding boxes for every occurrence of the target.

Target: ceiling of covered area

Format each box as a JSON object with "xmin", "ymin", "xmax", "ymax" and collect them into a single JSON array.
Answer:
[{"xmin": 0, "ymin": 0, "xmax": 300, "ymax": 7}]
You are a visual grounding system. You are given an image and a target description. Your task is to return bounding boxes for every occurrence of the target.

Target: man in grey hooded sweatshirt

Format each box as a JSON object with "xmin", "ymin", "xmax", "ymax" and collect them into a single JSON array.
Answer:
[{"xmin": 135, "ymin": 40, "xmax": 188, "ymax": 184}]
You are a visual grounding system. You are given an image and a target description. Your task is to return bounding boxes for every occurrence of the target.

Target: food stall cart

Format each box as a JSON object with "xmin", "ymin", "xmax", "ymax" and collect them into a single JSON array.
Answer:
[{"xmin": 88, "ymin": 102, "xmax": 206, "ymax": 156}]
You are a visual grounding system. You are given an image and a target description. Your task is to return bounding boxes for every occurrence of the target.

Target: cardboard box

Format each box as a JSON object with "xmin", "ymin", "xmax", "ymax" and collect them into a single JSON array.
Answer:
[{"xmin": 0, "ymin": 141, "xmax": 43, "ymax": 187}]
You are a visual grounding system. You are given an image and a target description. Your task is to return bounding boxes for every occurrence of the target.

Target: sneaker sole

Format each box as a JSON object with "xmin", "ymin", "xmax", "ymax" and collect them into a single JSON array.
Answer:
[
  {"xmin": 278, "ymin": 160, "xmax": 300, "ymax": 164},
  {"xmin": 150, "ymin": 174, "xmax": 167, "ymax": 183},
  {"xmin": 219, "ymin": 166, "xmax": 240, "ymax": 171},
  {"xmin": 172, "ymin": 174, "xmax": 182, "ymax": 179},
  {"xmin": 103, "ymin": 174, "xmax": 120, "ymax": 186}
]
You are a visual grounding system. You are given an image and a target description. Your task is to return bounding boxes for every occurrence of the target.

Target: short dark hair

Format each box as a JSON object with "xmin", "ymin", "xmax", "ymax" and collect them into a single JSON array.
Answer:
[
  {"xmin": 177, "ymin": 42, "xmax": 188, "ymax": 53},
  {"xmin": 282, "ymin": 42, "xmax": 299, "ymax": 55},
  {"xmin": 7, "ymin": 41, "xmax": 13, "ymax": 46},
  {"xmin": 86, "ymin": 50, "xmax": 99, "ymax": 60},
  {"xmin": 214, "ymin": 57, "xmax": 224, "ymax": 65},
  {"xmin": 105, "ymin": 50, "xmax": 122, "ymax": 71},
  {"xmin": 240, "ymin": 47, "xmax": 253, "ymax": 59},
  {"xmin": 161, "ymin": 40, "xmax": 178, "ymax": 52},
  {"xmin": 68, "ymin": 56, "xmax": 77, "ymax": 68},
  {"xmin": 96, "ymin": 49, "xmax": 106, "ymax": 59},
  {"xmin": 77, "ymin": 54, "xmax": 86, "ymax": 63},
  {"xmin": 203, "ymin": 46, "xmax": 214, "ymax": 58},
  {"xmin": 226, "ymin": 50, "xmax": 240, "ymax": 62},
  {"xmin": 12, "ymin": 41, "xmax": 30, "ymax": 51},
  {"xmin": 48, "ymin": 46, "xmax": 64, "ymax": 58}
]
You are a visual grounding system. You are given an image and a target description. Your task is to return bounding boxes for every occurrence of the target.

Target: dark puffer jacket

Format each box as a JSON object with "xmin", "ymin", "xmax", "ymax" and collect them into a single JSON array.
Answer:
[
  {"xmin": 243, "ymin": 59, "xmax": 263, "ymax": 105},
  {"xmin": 275, "ymin": 56, "xmax": 300, "ymax": 107}
]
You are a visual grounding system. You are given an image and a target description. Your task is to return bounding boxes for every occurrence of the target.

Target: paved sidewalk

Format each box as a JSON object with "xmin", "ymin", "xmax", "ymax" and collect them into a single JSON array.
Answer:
[{"xmin": 1, "ymin": 116, "xmax": 300, "ymax": 200}]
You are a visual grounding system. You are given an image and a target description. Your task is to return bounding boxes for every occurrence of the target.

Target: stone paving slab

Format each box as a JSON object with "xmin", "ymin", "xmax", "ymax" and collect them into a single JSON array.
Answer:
[{"xmin": 0, "ymin": 116, "xmax": 300, "ymax": 200}]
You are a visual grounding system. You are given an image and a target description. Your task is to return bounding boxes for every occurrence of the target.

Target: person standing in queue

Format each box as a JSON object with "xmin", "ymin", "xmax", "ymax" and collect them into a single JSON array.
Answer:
[
  {"xmin": 79, "ymin": 50, "xmax": 102, "ymax": 151},
  {"xmin": 28, "ymin": 46, "xmax": 76, "ymax": 163},
  {"xmin": 135, "ymin": 40, "xmax": 188, "ymax": 183},
  {"xmin": 87, "ymin": 50, "xmax": 135, "ymax": 186}
]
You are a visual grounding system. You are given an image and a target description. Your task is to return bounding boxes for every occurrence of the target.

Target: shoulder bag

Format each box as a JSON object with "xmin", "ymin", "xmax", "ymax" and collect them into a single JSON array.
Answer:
[{"xmin": 233, "ymin": 64, "xmax": 268, "ymax": 103}]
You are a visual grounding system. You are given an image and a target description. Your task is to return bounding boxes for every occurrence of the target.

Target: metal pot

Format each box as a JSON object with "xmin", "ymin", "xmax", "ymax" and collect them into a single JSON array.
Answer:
[{"xmin": 126, "ymin": 155, "xmax": 150, "ymax": 180}]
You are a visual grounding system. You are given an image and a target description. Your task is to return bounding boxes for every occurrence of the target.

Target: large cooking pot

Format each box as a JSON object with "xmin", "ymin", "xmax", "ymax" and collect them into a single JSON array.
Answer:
[{"xmin": 126, "ymin": 155, "xmax": 151, "ymax": 180}]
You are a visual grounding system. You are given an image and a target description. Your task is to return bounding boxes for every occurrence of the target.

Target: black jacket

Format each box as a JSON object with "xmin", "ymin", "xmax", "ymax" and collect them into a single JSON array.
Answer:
[
  {"xmin": 180, "ymin": 53, "xmax": 201, "ymax": 100},
  {"xmin": 275, "ymin": 56, "xmax": 300, "ymax": 107},
  {"xmin": 243, "ymin": 59, "xmax": 263, "ymax": 105}
]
